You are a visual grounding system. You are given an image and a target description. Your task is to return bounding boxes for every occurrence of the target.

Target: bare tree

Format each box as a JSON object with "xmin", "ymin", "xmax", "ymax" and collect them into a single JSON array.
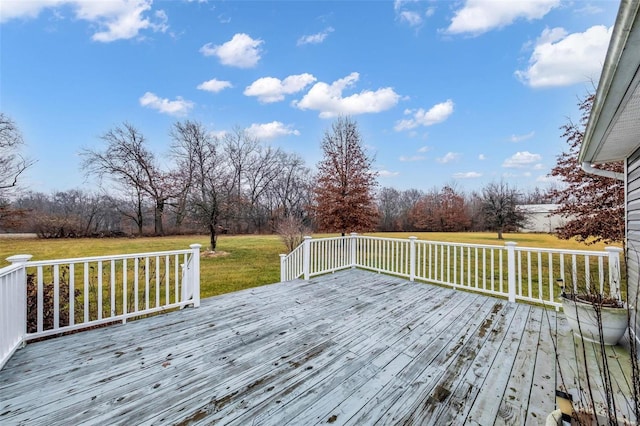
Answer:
[
  {"xmin": 81, "ymin": 122, "xmax": 174, "ymax": 235},
  {"xmin": 312, "ymin": 116, "xmax": 378, "ymax": 235},
  {"xmin": 244, "ymin": 145, "xmax": 283, "ymax": 232},
  {"xmin": 549, "ymin": 94, "xmax": 624, "ymax": 244},
  {"xmin": 377, "ymin": 187, "xmax": 403, "ymax": 231},
  {"xmin": 171, "ymin": 120, "xmax": 228, "ymax": 250},
  {"xmin": 268, "ymin": 152, "xmax": 312, "ymax": 221},
  {"xmin": 0, "ymin": 113, "xmax": 35, "ymax": 194},
  {"xmin": 481, "ymin": 180, "xmax": 528, "ymax": 239}
]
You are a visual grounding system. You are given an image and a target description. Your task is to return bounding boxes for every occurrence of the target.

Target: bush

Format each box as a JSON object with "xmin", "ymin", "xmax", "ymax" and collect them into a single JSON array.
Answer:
[
  {"xmin": 26, "ymin": 272, "xmax": 81, "ymax": 333},
  {"xmin": 276, "ymin": 216, "xmax": 310, "ymax": 253}
]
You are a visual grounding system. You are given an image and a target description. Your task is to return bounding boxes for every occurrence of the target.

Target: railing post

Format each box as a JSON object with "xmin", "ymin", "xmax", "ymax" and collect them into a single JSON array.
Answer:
[
  {"xmin": 409, "ymin": 237, "xmax": 417, "ymax": 282},
  {"xmin": 350, "ymin": 233, "xmax": 358, "ymax": 268},
  {"xmin": 6, "ymin": 254, "xmax": 33, "ymax": 339},
  {"xmin": 189, "ymin": 244, "xmax": 202, "ymax": 308},
  {"xmin": 605, "ymin": 246, "xmax": 623, "ymax": 298},
  {"xmin": 279, "ymin": 254, "xmax": 286, "ymax": 282},
  {"xmin": 303, "ymin": 236, "xmax": 312, "ymax": 280},
  {"xmin": 505, "ymin": 242, "xmax": 517, "ymax": 303}
]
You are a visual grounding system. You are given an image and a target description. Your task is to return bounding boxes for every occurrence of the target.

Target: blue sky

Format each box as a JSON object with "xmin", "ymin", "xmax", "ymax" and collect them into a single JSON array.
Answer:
[{"xmin": 0, "ymin": 0, "xmax": 619, "ymax": 195}]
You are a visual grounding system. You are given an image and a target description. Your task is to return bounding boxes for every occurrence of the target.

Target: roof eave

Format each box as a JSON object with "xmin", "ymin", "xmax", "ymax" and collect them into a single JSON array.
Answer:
[{"xmin": 579, "ymin": 0, "xmax": 640, "ymax": 164}]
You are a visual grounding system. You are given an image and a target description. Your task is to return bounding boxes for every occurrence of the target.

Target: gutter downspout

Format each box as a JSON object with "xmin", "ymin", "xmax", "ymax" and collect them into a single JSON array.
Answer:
[{"xmin": 581, "ymin": 161, "xmax": 624, "ymax": 181}]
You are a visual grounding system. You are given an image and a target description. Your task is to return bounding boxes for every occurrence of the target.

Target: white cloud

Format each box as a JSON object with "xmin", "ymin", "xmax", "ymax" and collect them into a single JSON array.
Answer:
[
  {"xmin": 478, "ymin": 154, "xmax": 486, "ymax": 160},
  {"xmin": 0, "ymin": 1, "xmax": 59, "ymax": 23},
  {"xmin": 245, "ymin": 121, "xmax": 300, "ymax": 140},
  {"xmin": 399, "ymin": 155, "xmax": 425, "ymax": 162},
  {"xmin": 515, "ymin": 25, "xmax": 612, "ymax": 88},
  {"xmin": 293, "ymin": 72, "xmax": 401, "ymax": 118},
  {"xmin": 417, "ymin": 146, "xmax": 431, "ymax": 153},
  {"xmin": 453, "ymin": 171, "xmax": 482, "ymax": 179},
  {"xmin": 446, "ymin": 0, "xmax": 560, "ymax": 36},
  {"xmin": 139, "ymin": 92, "xmax": 193, "ymax": 116},
  {"xmin": 379, "ymin": 170, "xmax": 400, "ymax": 177},
  {"xmin": 297, "ymin": 27, "xmax": 334, "ymax": 46},
  {"xmin": 509, "ymin": 131, "xmax": 535, "ymax": 142},
  {"xmin": 244, "ymin": 74, "xmax": 316, "ymax": 103},
  {"xmin": 394, "ymin": 0, "xmax": 434, "ymax": 27},
  {"xmin": 0, "ymin": 0, "xmax": 167, "ymax": 42},
  {"xmin": 502, "ymin": 151, "xmax": 542, "ymax": 168},
  {"xmin": 437, "ymin": 152, "xmax": 461, "ymax": 164},
  {"xmin": 209, "ymin": 130, "xmax": 227, "ymax": 139},
  {"xmin": 200, "ymin": 33, "xmax": 263, "ymax": 68},
  {"xmin": 575, "ymin": 4, "xmax": 603, "ymax": 15},
  {"xmin": 394, "ymin": 100, "xmax": 454, "ymax": 131},
  {"xmin": 197, "ymin": 78, "xmax": 233, "ymax": 93},
  {"xmin": 399, "ymin": 11, "xmax": 423, "ymax": 27}
]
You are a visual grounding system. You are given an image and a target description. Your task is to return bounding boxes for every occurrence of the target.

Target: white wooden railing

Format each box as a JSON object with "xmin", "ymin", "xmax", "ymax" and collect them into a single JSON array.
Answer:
[
  {"xmin": 280, "ymin": 234, "xmax": 622, "ymax": 309},
  {"xmin": 0, "ymin": 244, "xmax": 201, "ymax": 370}
]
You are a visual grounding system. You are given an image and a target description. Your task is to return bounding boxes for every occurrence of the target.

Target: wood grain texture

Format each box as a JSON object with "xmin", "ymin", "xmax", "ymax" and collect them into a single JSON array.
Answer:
[{"xmin": 0, "ymin": 269, "xmax": 635, "ymax": 425}]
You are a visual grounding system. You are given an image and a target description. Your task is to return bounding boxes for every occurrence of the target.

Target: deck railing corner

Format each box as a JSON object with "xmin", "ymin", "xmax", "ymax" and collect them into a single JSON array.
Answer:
[
  {"xmin": 1, "ymin": 254, "xmax": 32, "ymax": 370},
  {"xmin": 280, "ymin": 235, "xmax": 619, "ymax": 309}
]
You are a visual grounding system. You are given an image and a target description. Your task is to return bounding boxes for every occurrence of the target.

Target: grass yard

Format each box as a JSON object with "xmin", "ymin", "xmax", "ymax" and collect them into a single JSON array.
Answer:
[{"xmin": 0, "ymin": 232, "xmax": 619, "ymax": 299}]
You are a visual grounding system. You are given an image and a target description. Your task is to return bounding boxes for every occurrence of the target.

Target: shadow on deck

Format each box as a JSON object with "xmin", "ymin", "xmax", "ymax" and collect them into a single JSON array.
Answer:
[{"xmin": 0, "ymin": 269, "xmax": 635, "ymax": 425}]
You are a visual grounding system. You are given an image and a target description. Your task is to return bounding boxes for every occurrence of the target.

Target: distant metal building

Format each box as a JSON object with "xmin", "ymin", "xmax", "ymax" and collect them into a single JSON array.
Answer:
[{"xmin": 519, "ymin": 204, "xmax": 566, "ymax": 233}]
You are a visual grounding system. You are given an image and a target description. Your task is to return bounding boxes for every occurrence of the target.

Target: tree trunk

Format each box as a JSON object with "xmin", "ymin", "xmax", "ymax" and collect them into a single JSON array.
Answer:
[
  {"xmin": 209, "ymin": 223, "xmax": 217, "ymax": 251},
  {"xmin": 154, "ymin": 200, "xmax": 165, "ymax": 236},
  {"xmin": 497, "ymin": 227, "xmax": 504, "ymax": 240}
]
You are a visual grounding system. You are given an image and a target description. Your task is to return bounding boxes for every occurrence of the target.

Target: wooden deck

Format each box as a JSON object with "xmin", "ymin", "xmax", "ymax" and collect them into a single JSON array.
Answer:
[{"xmin": 0, "ymin": 269, "xmax": 635, "ymax": 425}]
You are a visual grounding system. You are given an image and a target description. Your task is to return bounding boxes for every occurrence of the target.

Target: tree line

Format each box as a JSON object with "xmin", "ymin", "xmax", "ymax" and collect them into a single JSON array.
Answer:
[{"xmin": 0, "ymin": 94, "xmax": 626, "ymax": 248}]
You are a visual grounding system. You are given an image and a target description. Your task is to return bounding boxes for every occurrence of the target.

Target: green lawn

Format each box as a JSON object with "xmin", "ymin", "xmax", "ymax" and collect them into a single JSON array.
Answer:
[{"xmin": 0, "ymin": 232, "xmax": 619, "ymax": 299}]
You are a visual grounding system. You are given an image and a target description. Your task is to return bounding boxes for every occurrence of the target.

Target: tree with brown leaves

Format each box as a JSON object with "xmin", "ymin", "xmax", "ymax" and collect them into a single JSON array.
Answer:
[
  {"xmin": 549, "ymin": 94, "xmax": 624, "ymax": 244},
  {"xmin": 408, "ymin": 185, "xmax": 470, "ymax": 232},
  {"xmin": 312, "ymin": 116, "xmax": 378, "ymax": 235}
]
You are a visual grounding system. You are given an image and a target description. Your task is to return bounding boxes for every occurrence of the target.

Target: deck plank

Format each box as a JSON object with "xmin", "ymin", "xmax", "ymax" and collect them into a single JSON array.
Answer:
[
  {"xmin": 524, "ymin": 306, "xmax": 558, "ymax": 423},
  {"xmin": 464, "ymin": 305, "xmax": 538, "ymax": 425},
  {"xmin": 0, "ymin": 268, "xmax": 635, "ymax": 426}
]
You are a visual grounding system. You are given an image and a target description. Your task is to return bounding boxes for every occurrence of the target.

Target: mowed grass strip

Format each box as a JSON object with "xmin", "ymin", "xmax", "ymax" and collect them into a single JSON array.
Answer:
[{"xmin": 0, "ymin": 232, "xmax": 619, "ymax": 299}]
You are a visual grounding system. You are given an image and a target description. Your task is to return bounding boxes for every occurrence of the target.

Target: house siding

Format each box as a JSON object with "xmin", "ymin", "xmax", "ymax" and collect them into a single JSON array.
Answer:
[{"xmin": 627, "ymin": 146, "xmax": 640, "ymax": 343}]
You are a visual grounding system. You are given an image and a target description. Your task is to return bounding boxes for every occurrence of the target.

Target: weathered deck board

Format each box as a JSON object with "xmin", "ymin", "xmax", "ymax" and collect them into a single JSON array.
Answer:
[
  {"xmin": 521, "ymin": 309, "xmax": 558, "ymax": 422},
  {"xmin": 0, "ymin": 268, "xmax": 636, "ymax": 425}
]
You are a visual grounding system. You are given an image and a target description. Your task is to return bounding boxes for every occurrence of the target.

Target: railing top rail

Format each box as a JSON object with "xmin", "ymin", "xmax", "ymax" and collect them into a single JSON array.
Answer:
[
  {"xmin": 514, "ymin": 246, "xmax": 610, "ymax": 256},
  {"xmin": 0, "ymin": 263, "xmax": 24, "ymax": 276},
  {"xmin": 23, "ymin": 248, "xmax": 194, "ymax": 267},
  {"xmin": 309, "ymin": 236, "xmax": 349, "ymax": 243},
  {"xmin": 416, "ymin": 240, "xmax": 504, "ymax": 250},
  {"xmin": 354, "ymin": 235, "xmax": 413, "ymax": 243}
]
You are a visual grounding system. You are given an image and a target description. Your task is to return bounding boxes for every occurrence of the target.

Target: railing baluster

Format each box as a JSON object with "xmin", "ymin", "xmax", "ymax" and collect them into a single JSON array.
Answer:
[
  {"xmin": 145, "ymin": 257, "xmax": 150, "ymax": 310},
  {"xmin": 165, "ymin": 256, "xmax": 170, "ymax": 305},
  {"xmin": 83, "ymin": 262, "xmax": 89, "ymax": 324},
  {"xmin": 69, "ymin": 264, "xmax": 75, "ymax": 327},
  {"xmin": 123, "ymin": 259, "xmax": 128, "ymax": 319},
  {"xmin": 53, "ymin": 264, "xmax": 60, "ymax": 329},
  {"xmin": 599, "ymin": 256, "xmax": 604, "ymax": 294},
  {"xmin": 537, "ymin": 252, "xmax": 542, "ymax": 302},
  {"xmin": 97, "ymin": 261, "xmax": 103, "ymax": 321},
  {"xmin": 527, "ymin": 251, "xmax": 532, "ymax": 299},
  {"xmin": 134, "ymin": 258, "xmax": 139, "ymax": 313},
  {"xmin": 155, "ymin": 256, "xmax": 160, "ymax": 308},
  {"xmin": 498, "ymin": 249, "xmax": 503, "ymax": 294},
  {"xmin": 110, "ymin": 260, "xmax": 116, "ymax": 317},
  {"xmin": 37, "ymin": 266, "xmax": 43, "ymax": 333}
]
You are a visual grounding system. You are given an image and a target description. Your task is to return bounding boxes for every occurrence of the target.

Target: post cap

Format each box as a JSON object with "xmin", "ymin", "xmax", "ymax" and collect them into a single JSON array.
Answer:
[{"xmin": 6, "ymin": 254, "xmax": 33, "ymax": 264}]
